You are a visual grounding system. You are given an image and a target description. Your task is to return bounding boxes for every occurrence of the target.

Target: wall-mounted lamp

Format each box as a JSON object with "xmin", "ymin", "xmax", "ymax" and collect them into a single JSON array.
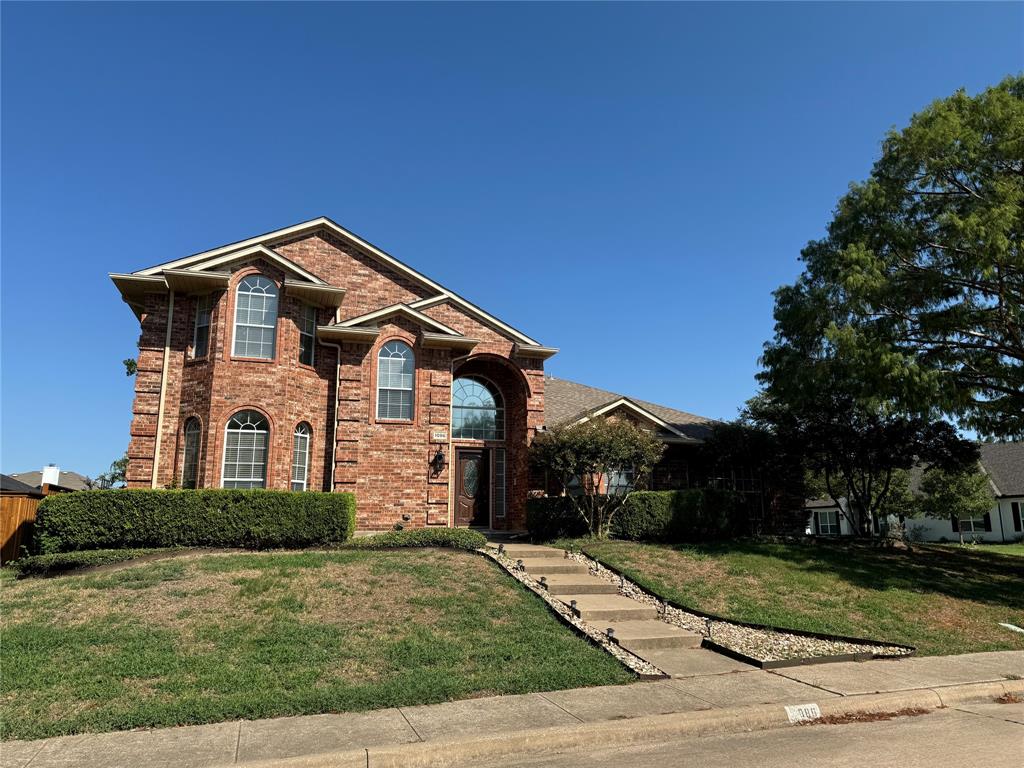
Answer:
[{"xmin": 430, "ymin": 448, "xmax": 445, "ymax": 475}]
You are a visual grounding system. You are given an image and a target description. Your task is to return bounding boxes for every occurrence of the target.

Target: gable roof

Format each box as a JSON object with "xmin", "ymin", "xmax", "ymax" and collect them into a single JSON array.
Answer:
[
  {"xmin": 979, "ymin": 442, "xmax": 1024, "ymax": 497},
  {"xmin": 543, "ymin": 375, "xmax": 715, "ymax": 441},
  {"xmin": 124, "ymin": 217, "xmax": 546, "ymax": 349},
  {"xmin": 337, "ymin": 304, "xmax": 462, "ymax": 336}
]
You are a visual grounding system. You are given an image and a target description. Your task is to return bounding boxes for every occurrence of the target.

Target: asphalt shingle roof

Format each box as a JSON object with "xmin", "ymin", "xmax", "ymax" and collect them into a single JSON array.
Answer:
[
  {"xmin": 0, "ymin": 474, "xmax": 45, "ymax": 496},
  {"xmin": 979, "ymin": 442, "xmax": 1024, "ymax": 497},
  {"xmin": 8, "ymin": 469, "xmax": 92, "ymax": 491},
  {"xmin": 543, "ymin": 375, "xmax": 715, "ymax": 440}
]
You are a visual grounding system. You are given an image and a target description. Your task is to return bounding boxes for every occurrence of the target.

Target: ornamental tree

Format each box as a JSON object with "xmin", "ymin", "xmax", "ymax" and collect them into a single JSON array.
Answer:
[
  {"xmin": 919, "ymin": 467, "xmax": 994, "ymax": 543},
  {"xmin": 530, "ymin": 418, "xmax": 664, "ymax": 538}
]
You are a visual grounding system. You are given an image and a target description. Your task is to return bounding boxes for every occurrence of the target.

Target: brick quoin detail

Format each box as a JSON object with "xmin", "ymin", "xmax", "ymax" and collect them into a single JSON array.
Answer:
[{"xmin": 120, "ymin": 226, "xmax": 548, "ymax": 532}]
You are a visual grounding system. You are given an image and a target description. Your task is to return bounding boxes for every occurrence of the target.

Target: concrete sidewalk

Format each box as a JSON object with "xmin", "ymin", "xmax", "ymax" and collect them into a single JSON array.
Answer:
[{"xmin": 3, "ymin": 651, "xmax": 1022, "ymax": 768}]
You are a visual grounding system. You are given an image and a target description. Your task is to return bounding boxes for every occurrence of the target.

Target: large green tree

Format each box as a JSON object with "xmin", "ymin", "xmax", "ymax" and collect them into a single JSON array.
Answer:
[{"xmin": 783, "ymin": 76, "xmax": 1024, "ymax": 437}]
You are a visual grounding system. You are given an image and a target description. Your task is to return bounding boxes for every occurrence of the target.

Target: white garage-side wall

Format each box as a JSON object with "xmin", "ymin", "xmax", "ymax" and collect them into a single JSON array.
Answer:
[{"xmin": 904, "ymin": 497, "xmax": 1024, "ymax": 543}]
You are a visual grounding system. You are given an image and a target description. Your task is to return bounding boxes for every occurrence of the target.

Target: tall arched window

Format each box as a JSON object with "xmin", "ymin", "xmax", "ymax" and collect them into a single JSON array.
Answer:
[
  {"xmin": 452, "ymin": 377, "xmax": 504, "ymax": 440},
  {"xmin": 181, "ymin": 418, "xmax": 202, "ymax": 489},
  {"xmin": 222, "ymin": 410, "xmax": 269, "ymax": 488},
  {"xmin": 377, "ymin": 340, "xmax": 414, "ymax": 420},
  {"xmin": 233, "ymin": 275, "xmax": 278, "ymax": 359},
  {"xmin": 291, "ymin": 423, "xmax": 311, "ymax": 491}
]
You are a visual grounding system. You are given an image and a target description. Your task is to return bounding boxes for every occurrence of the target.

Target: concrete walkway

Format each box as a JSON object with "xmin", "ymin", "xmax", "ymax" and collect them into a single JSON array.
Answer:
[
  {"xmin": 498, "ymin": 542, "xmax": 751, "ymax": 676},
  {"xmin": 3, "ymin": 651, "xmax": 1021, "ymax": 768}
]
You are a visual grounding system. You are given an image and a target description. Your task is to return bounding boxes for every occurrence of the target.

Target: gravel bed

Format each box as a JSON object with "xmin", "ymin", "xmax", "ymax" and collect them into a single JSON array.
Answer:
[
  {"xmin": 481, "ymin": 549, "xmax": 664, "ymax": 677},
  {"xmin": 566, "ymin": 551, "xmax": 913, "ymax": 663}
]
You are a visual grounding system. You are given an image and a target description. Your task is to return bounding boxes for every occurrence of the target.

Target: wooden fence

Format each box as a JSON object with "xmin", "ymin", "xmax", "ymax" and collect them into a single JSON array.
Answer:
[{"xmin": 1, "ymin": 496, "xmax": 39, "ymax": 564}]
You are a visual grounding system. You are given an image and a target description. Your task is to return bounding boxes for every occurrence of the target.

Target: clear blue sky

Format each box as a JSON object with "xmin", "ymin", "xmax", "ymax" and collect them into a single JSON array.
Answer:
[{"xmin": 2, "ymin": 2, "xmax": 1021, "ymax": 478}]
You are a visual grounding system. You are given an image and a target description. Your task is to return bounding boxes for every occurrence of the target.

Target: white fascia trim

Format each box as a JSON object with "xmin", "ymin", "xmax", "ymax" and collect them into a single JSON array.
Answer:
[
  {"xmin": 134, "ymin": 217, "xmax": 541, "ymax": 346},
  {"xmin": 339, "ymin": 304, "xmax": 461, "ymax": 336},
  {"xmin": 574, "ymin": 398, "xmax": 690, "ymax": 439},
  {"xmin": 978, "ymin": 460, "xmax": 1003, "ymax": 498},
  {"xmin": 408, "ymin": 295, "xmax": 449, "ymax": 310},
  {"xmin": 184, "ymin": 245, "xmax": 326, "ymax": 285}
]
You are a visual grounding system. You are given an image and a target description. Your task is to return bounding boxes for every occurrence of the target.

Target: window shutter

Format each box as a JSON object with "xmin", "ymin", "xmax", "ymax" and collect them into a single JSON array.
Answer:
[
  {"xmin": 812, "ymin": 510, "xmax": 819, "ymax": 535},
  {"xmin": 983, "ymin": 512, "xmax": 992, "ymax": 532},
  {"xmin": 1013, "ymin": 503, "xmax": 1022, "ymax": 533},
  {"xmin": 951, "ymin": 515, "xmax": 959, "ymax": 533}
]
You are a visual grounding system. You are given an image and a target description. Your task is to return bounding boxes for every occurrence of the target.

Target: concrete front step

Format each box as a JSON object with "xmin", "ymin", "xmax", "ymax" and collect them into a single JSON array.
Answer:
[
  {"xmin": 563, "ymin": 594, "xmax": 659, "ymax": 622},
  {"xmin": 539, "ymin": 573, "xmax": 619, "ymax": 595},
  {"xmin": 640, "ymin": 647, "xmax": 755, "ymax": 677},
  {"xmin": 517, "ymin": 558, "xmax": 589, "ymax": 575},
  {"xmin": 606, "ymin": 619, "xmax": 703, "ymax": 650},
  {"xmin": 500, "ymin": 545, "xmax": 566, "ymax": 560}
]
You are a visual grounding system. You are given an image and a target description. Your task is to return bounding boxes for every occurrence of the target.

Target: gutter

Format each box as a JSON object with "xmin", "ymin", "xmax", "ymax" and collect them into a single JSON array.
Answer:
[
  {"xmin": 151, "ymin": 291, "xmax": 175, "ymax": 488},
  {"xmin": 319, "ymin": 307, "xmax": 344, "ymax": 492}
]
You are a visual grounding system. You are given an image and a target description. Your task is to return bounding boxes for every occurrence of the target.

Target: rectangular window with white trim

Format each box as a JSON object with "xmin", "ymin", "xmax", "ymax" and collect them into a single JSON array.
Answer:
[
  {"xmin": 817, "ymin": 509, "xmax": 840, "ymax": 536},
  {"xmin": 299, "ymin": 304, "xmax": 316, "ymax": 366}
]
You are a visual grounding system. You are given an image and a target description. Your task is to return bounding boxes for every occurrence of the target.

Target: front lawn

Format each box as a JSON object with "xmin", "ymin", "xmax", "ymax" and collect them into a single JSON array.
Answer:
[
  {"xmin": 574, "ymin": 540, "xmax": 1024, "ymax": 657},
  {"xmin": 0, "ymin": 549, "xmax": 633, "ymax": 740}
]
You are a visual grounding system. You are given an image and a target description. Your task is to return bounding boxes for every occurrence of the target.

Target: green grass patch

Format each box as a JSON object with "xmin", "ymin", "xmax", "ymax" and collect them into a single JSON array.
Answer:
[
  {"xmin": 1, "ymin": 548, "xmax": 632, "ymax": 740},
  {"xmin": 574, "ymin": 539, "xmax": 1024, "ymax": 657}
]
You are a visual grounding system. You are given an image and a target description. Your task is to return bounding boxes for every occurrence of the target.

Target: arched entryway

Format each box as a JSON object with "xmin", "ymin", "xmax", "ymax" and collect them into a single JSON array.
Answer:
[{"xmin": 451, "ymin": 355, "xmax": 530, "ymax": 530}]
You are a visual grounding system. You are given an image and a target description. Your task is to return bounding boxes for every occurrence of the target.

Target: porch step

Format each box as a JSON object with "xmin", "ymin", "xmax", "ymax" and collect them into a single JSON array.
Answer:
[
  {"xmin": 517, "ymin": 558, "xmax": 589, "ymax": 575},
  {"xmin": 605, "ymin": 620, "xmax": 703, "ymax": 650},
  {"xmin": 562, "ymin": 594, "xmax": 659, "ymax": 622},
  {"xmin": 499, "ymin": 545, "xmax": 566, "ymax": 560},
  {"xmin": 539, "ymin": 573, "xmax": 619, "ymax": 595}
]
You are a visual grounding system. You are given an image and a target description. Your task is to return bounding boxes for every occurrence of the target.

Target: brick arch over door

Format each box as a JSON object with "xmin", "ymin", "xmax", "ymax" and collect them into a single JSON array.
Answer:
[{"xmin": 452, "ymin": 354, "xmax": 532, "ymax": 529}]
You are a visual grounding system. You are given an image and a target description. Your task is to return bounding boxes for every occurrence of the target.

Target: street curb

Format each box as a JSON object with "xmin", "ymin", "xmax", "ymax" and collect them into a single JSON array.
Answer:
[{"xmin": 227, "ymin": 679, "xmax": 1024, "ymax": 768}]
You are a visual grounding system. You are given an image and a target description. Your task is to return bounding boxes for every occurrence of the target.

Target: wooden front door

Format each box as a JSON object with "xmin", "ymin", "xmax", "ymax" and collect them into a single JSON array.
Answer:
[{"xmin": 455, "ymin": 449, "xmax": 490, "ymax": 527}]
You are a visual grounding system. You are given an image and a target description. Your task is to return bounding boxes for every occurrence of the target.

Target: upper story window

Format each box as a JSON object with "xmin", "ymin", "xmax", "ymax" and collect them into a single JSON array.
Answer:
[
  {"xmin": 181, "ymin": 417, "xmax": 202, "ymax": 489},
  {"xmin": 192, "ymin": 295, "xmax": 213, "ymax": 358},
  {"xmin": 222, "ymin": 410, "xmax": 269, "ymax": 489},
  {"xmin": 299, "ymin": 304, "xmax": 316, "ymax": 366},
  {"xmin": 377, "ymin": 340, "xmax": 414, "ymax": 420},
  {"xmin": 233, "ymin": 276, "xmax": 278, "ymax": 359},
  {"xmin": 291, "ymin": 422, "xmax": 311, "ymax": 491},
  {"xmin": 452, "ymin": 377, "xmax": 504, "ymax": 440}
]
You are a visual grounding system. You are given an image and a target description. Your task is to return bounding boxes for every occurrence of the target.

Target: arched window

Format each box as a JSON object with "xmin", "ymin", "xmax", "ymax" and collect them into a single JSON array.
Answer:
[
  {"xmin": 377, "ymin": 340, "xmax": 414, "ymax": 420},
  {"xmin": 233, "ymin": 275, "xmax": 278, "ymax": 359},
  {"xmin": 452, "ymin": 377, "xmax": 504, "ymax": 440},
  {"xmin": 181, "ymin": 418, "xmax": 202, "ymax": 489},
  {"xmin": 222, "ymin": 410, "xmax": 269, "ymax": 488},
  {"xmin": 291, "ymin": 423, "xmax": 311, "ymax": 491}
]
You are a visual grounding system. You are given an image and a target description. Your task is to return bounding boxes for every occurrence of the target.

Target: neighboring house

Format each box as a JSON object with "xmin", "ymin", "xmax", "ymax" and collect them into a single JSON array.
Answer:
[
  {"xmin": 804, "ymin": 442, "xmax": 1024, "ymax": 543},
  {"xmin": 904, "ymin": 442, "xmax": 1024, "ymax": 543},
  {"xmin": 8, "ymin": 465, "xmax": 91, "ymax": 493},
  {"xmin": 111, "ymin": 217, "xmax": 556, "ymax": 532}
]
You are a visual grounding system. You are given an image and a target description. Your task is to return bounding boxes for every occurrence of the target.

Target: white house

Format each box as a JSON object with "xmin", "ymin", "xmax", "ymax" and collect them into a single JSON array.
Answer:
[{"xmin": 805, "ymin": 442, "xmax": 1024, "ymax": 543}]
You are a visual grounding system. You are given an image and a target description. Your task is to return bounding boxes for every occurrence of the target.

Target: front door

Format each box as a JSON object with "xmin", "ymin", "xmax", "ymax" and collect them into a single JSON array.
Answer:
[{"xmin": 455, "ymin": 449, "xmax": 490, "ymax": 527}]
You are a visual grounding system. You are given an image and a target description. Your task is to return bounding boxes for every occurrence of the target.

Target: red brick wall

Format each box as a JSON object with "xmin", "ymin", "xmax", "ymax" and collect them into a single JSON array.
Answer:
[{"xmin": 123, "ymin": 228, "xmax": 545, "ymax": 532}]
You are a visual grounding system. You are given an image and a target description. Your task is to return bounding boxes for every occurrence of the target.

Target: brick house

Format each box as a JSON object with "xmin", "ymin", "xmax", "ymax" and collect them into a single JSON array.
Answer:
[{"xmin": 111, "ymin": 217, "xmax": 556, "ymax": 531}]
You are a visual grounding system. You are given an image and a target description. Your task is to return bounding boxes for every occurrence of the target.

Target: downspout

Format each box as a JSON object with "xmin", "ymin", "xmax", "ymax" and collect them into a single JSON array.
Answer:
[
  {"xmin": 320, "ymin": 307, "xmax": 343, "ymax": 492},
  {"xmin": 151, "ymin": 290, "xmax": 175, "ymax": 488}
]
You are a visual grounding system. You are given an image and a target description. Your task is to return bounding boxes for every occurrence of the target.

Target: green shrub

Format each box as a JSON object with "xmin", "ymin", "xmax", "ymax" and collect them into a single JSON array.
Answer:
[
  {"xmin": 32, "ymin": 490, "xmax": 357, "ymax": 554},
  {"xmin": 10, "ymin": 548, "xmax": 172, "ymax": 578},
  {"xmin": 527, "ymin": 490, "xmax": 741, "ymax": 543},
  {"xmin": 614, "ymin": 490, "xmax": 740, "ymax": 541},
  {"xmin": 525, "ymin": 497, "xmax": 589, "ymax": 541},
  {"xmin": 347, "ymin": 528, "xmax": 487, "ymax": 550}
]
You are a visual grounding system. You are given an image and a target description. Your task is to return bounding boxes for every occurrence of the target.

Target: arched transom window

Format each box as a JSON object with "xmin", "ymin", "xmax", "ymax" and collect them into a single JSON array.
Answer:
[
  {"xmin": 377, "ymin": 340, "xmax": 414, "ymax": 420},
  {"xmin": 181, "ymin": 418, "xmax": 202, "ymax": 489},
  {"xmin": 233, "ymin": 275, "xmax": 278, "ymax": 359},
  {"xmin": 222, "ymin": 410, "xmax": 269, "ymax": 488},
  {"xmin": 452, "ymin": 377, "xmax": 504, "ymax": 440},
  {"xmin": 291, "ymin": 422, "xmax": 311, "ymax": 491}
]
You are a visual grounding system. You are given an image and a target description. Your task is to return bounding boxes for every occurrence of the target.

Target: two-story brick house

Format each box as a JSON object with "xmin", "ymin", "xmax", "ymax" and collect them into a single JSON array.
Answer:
[{"xmin": 111, "ymin": 217, "xmax": 556, "ymax": 531}]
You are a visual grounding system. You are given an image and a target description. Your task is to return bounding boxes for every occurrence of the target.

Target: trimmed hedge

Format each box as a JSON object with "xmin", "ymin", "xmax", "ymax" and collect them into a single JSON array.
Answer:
[
  {"xmin": 32, "ymin": 489, "xmax": 357, "ymax": 554},
  {"xmin": 348, "ymin": 528, "xmax": 487, "ymax": 551},
  {"xmin": 10, "ymin": 548, "xmax": 172, "ymax": 578},
  {"xmin": 526, "ymin": 490, "xmax": 741, "ymax": 543},
  {"xmin": 613, "ymin": 490, "xmax": 739, "ymax": 542}
]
